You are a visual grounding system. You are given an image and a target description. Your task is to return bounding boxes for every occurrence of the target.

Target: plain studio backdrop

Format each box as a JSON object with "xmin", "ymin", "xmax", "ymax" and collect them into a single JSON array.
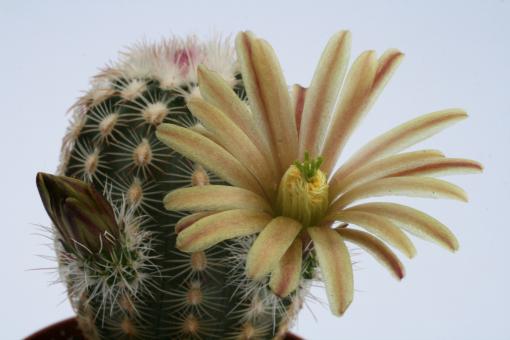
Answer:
[{"xmin": 1, "ymin": 1, "xmax": 508, "ymax": 339}]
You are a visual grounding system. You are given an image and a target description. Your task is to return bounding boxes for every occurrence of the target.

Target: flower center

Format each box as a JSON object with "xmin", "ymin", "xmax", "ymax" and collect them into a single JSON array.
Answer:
[{"xmin": 276, "ymin": 153, "xmax": 329, "ymax": 227}]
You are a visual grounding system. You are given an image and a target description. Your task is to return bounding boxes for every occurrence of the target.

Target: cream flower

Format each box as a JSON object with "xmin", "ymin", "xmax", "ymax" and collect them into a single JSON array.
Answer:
[{"xmin": 156, "ymin": 31, "xmax": 482, "ymax": 316}]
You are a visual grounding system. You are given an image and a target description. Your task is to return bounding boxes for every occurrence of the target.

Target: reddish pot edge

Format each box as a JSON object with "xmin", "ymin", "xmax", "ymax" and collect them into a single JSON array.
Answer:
[{"xmin": 26, "ymin": 317, "xmax": 304, "ymax": 340}]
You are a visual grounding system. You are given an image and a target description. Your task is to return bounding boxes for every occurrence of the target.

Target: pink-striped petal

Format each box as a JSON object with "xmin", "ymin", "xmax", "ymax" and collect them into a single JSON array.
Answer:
[
  {"xmin": 330, "ymin": 176, "xmax": 468, "ymax": 210},
  {"xmin": 307, "ymin": 226, "xmax": 353, "ymax": 316},
  {"xmin": 291, "ymin": 84, "xmax": 307, "ymax": 135},
  {"xmin": 246, "ymin": 217, "xmax": 302, "ymax": 280},
  {"xmin": 249, "ymin": 38, "xmax": 299, "ymax": 172},
  {"xmin": 338, "ymin": 228, "xmax": 405, "ymax": 280},
  {"xmin": 164, "ymin": 185, "xmax": 272, "ymax": 213},
  {"xmin": 269, "ymin": 238, "xmax": 303, "ymax": 297},
  {"xmin": 187, "ymin": 98, "xmax": 277, "ymax": 197},
  {"xmin": 368, "ymin": 49, "xmax": 405, "ymax": 111},
  {"xmin": 189, "ymin": 123, "xmax": 223, "ymax": 147},
  {"xmin": 175, "ymin": 211, "xmax": 219, "ymax": 234},
  {"xmin": 299, "ymin": 31, "xmax": 351, "ymax": 157},
  {"xmin": 176, "ymin": 209, "xmax": 272, "ymax": 252},
  {"xmin": 321, "ymin": 50, "xmax": 378, "ymax": 173},
  {"xmin": 236, "ymin": 32, "xmax": 289, "ymax": 174},
  {"xmin": 346, "ymin": 202, "xmax": 459, "ymax": 251},
  {"xmin": 329, "ymin": 210, "xmax": 416, "ymax": 258},
  {"xmin": 156, "ymin": 124, "xmax": 264, "ymax": 196},
  {"xmin": 236, "ymin": 32, "xmax": 274, "ymax": 153},
  {"xmin": 196, "ymin": 65, "xmax": 275, "ymax": 169},
  {"xmin": 331, "ymin": 109, "xmax": 467, "ymax": 181},
  {"xmin": 391, "ymin": 158, "xmax": 483, "ymax": 177},
  {"xmin": 329, "ymin": 150, "xmax": 445, "ymax": 198}
]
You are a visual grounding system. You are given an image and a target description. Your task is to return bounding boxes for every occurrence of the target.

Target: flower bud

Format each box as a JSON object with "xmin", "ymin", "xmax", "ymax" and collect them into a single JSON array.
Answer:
[{"xmin": 36, "ymin": 172, "xmax": 120, "ymax": 255}]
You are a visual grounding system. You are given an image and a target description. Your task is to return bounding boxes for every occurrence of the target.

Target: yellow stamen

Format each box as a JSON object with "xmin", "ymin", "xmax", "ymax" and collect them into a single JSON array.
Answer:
[{"xmin": 277, "ymin": 155, "xmax": 329, "ymax": 227}]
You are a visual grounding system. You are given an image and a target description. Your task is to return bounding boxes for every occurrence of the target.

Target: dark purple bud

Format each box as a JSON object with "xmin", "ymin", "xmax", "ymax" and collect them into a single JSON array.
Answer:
[{"xmin": 36, "ymin": 172, "xmax": 120, "ymax": 254}]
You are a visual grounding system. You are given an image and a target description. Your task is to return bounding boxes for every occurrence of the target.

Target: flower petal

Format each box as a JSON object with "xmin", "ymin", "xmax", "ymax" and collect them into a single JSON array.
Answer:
[
  {"xmin": 250, "ymin": 38, "xmax": 299, "ymax": 172},
  {"xmin": 330, "ymin": 176, "xmax": 468, "ymax": 210},
  {"xmin": 164, "ymin": 185, "xmax": 272, "ymax": 213},
  {"xmin": 246, "ymin": 217, "xmax": 302, "ymax": 280},
  {"xmin": 369, "ymin": 49, "xmax": 405, "ymax": 110},
  {"xmin": 329, "ymin": 210, "xmax": 416, "ymax": 258},
  {"xmin": 299, "ymin": 31, "xmax": 351, "ymax": 157},
  {"xmin": 307, "ymin": 226, "xmax": 353, "ymax": 316},
  {"xmin": 187, "ymin": 98, "xmax": 277, "ymax": 197},
  {"xmin": 189, "ymin": 123, "xmax": 223, "ymax": 146},
  {"xmin": 175, "ymin": 211, "xmax": 219, "ymax": 234},
  {"xmin": 291, "ymin": 84, "xmax": 307, "ymax": 135},
  {"xmin": 236, "ymin": 32, "xmax": 274, "ymax": 150},
  {"xmin": 337, "ymin": 228, "xmax": 405, "ymax": 280},
  {"xmin": 321, "ymin": 50, "xmax": 378, "ymax": 173},
  {"xmin": 346, "ymin": 202, "xmax": 459, "ymax": 252},
  {"xmin": 269, "ymin": 238, "xmax": 303, "ymax": 297},
  {"xmin": 331, "ymin": 109, "xmax": 467, "ymax": 181},
  {"xmin": 391, "ymin": 158, "xmax": 483, "ymax": 177},
  {"xmin": 330, "ymin": 150, "xmax": 445, "ymax": 197},
  {"xmin": 236, "ymin": 31, "xmax": 292, "ymax": 174},
  {"xmin": 321, "ymin": 49, "xmax": 404, "ymax": 173},
  {"xmin": 196, "ymin": 65, "xmax": 274, "ymax": 166},
  {"xmin": 176, "ymin": 209, "xmax": 272, "ymax": 252},
  {"xmin": 156, "ymin": 124, "xmax": 264, "ymax": 196}
]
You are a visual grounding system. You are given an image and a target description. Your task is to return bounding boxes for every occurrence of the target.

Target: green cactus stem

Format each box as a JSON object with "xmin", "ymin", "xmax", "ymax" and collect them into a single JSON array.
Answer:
[{"xmin": 46, "ymin": 36, "xmax": 306, "ymax": 339}]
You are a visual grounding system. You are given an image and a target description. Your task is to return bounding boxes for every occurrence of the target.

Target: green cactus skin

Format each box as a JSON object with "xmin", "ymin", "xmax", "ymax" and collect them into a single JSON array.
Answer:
[{"xmin": 54, "ymin": 37, "xmax": 309, "ymax": 339}]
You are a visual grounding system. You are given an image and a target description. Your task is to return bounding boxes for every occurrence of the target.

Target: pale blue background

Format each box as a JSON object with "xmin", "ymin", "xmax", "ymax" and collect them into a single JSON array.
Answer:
[{"xmin": 1, "ymin": 0, "xmax": 508, "ymax": 339}]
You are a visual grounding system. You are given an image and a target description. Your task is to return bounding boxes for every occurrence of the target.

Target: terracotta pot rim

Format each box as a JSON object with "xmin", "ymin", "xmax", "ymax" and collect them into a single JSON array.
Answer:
[
  {"xmin": 25, "ymin": 317, "xmax": 82, "ymax": 340},
  {"xmin": 26, "ymin": 317, "xmax": 304, "ymax": 339}
]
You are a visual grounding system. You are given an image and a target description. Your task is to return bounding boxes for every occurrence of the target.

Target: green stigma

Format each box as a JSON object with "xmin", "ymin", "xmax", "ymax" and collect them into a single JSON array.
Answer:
[{"xmin": 294, "ymin": 152, "xmax": 324, "ymax": 182}]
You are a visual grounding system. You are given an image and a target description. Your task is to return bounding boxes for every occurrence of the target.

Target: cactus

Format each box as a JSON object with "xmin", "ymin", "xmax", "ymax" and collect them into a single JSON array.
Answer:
[
  {"xmin": 37, "ymin": 30, "xmax": 482, "ymax": 340},
  {"xmin": 39, "ymin": 36, "xmax": 302, "ymax": 339}
]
